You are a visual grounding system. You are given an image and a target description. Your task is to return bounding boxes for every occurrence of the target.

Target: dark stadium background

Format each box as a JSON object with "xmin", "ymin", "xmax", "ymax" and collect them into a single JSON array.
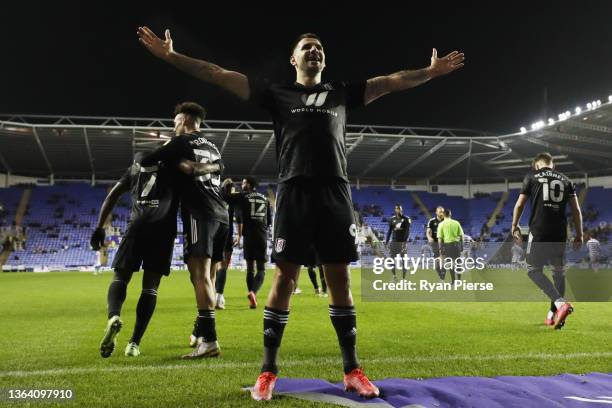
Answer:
[{"xmin": 2, "ymin": 1, "xmax": 611, "ymax": 133}]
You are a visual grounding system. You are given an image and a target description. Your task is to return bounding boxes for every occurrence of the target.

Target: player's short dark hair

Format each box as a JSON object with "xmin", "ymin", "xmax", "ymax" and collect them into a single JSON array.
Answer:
[
  {"xmin": 290, "ymin": 33, "xmax": 323, "ymax": 54},
  {"xmin": 174, "ymin": 102, "xmax": 206, "ymax": 122},
  {"xmin": 532, "ymin": 152, "xmax": 553, "ymax": 167},
  {"xmin": 244, "ymin": 176, "xmax": 258, "ymax": 190},
  {"xmin": 436, "ymin": 205, "xmax": 445, "ymax": 211},
  {"xmin": 444, "ymin": 209, "xmax": 452, "ymax": 217}
]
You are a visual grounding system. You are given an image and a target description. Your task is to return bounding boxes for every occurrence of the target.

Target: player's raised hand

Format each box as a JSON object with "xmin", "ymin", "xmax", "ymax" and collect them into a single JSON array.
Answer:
[
  {"xmin": 428, "ymin": 48, "xmax": 465, "ymax": 78},
  {"xmin": 137, "ymin": 27, "xmax": 174, "ymax": 60}
]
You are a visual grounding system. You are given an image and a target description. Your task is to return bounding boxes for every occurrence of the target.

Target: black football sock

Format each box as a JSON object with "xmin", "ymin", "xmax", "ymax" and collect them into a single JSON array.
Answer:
[
  {"xmin": 319, "ymin": 267, "xmax": 327, "ymax": 293},
  {"xmin": 527, "ymin": 265, "xmax": 562, "ymax": 301},
  {"xmin": 197, "ymin": 309, "xmax": 217, "ymax": 343},
  {"xmin": 261, "ymin": 307, "xmax": 289, "ymax": 375},
  {"xmin": 191, "ymin": 316, "xmax": 198, "ymax": 337},
  {"xmin": 253, "ymin": 262, "xmax": 266, "ymax": 294},
  {"xmin": 130, "ymin": 288, "xmax": 157, "ymax": 345},
  {"xmin": 215, "ymin": 267, "xmax": 227, "ymax": 295},
  {"xmin": 307, "ymin": 267, "xmax": 319, "ymax": 290},
  {"xmin": 552, "ymin": 267, "xmax": 566, "ymax": 297},
  {"xmin": 246, "ymin": 262, "xmax": 255, "ymax": 292},
  {"xmin": 550, "ymin": 267, "xmax": 566, "ymax": 312},
  {"xmin": 107, "ymin": 270, "xmax": 132, "ymax": 318},
  {"xmin": 329, "ymin": 305, "xmax": 359, "ymax": 374}
]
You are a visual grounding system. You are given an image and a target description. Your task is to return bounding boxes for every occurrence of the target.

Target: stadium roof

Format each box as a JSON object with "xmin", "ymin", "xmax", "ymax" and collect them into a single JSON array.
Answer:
[{"xmin": 1, "ymin": 101, "xmax": 612, "ymax": 185}]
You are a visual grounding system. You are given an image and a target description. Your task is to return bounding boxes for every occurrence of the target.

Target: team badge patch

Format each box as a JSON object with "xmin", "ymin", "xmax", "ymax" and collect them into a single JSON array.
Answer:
[{"xmin": 275, "ymin": 238, "xmax": 286, "ymax": 253}]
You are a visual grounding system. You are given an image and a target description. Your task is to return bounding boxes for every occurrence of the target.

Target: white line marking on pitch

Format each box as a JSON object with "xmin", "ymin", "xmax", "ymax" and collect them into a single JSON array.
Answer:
[{"xmin": 1, "ymin": 351, "xmax": 611, "ymax": 379}]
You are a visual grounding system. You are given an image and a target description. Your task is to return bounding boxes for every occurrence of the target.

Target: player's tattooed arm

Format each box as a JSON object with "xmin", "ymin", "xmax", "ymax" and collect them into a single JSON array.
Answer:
[
  {"xmin": 511, "ymin": 194, "xmax": 529, "ymax": 242},
  {"xmin": 178, "ymin": 160, "xmax": 223, "ymax": 177},
  {"xmin": 569, "ymin": 195, "xmax": 584, "ymax": 249},
  {"xmin": 137, "ymin": 27, "xmax": 250, "ymax": 100},
  {"xmin": 364, "ymin": 48, "xmax": 465, "ymax": 105}
]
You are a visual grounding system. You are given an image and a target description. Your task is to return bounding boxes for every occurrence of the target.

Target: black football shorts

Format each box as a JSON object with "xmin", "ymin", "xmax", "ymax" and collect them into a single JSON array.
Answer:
[
  {"xmin": 112, "ymin": 223, "xmax": 176, "ymax": 275},
  {"xmin": 182, "ymin": 211, "xmax": 229, "ymax": 263},
  {"xmin": 243, "ymin": 232, "xmax": 268, "ymax": 262},
  {"xmin": 272, "ymin": 178, "xmax": 358, "ymax": 265},
  {"xmin": 526, "ymin": 233, "xmax": 566, "ymax": 267}
]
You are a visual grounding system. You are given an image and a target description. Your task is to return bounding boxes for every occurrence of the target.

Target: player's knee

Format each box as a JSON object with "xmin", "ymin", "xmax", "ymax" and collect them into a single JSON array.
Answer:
[
  {"xmin": 552, "ymin": 266, "xmax": 565, "ymax": 278},
  {"xmin": 113, "ymin": 269, "xmax": 132, "ymax": 284},
  {"xmin": 527, "ymin": 265, "xmax": 544, "ymax": 278}
]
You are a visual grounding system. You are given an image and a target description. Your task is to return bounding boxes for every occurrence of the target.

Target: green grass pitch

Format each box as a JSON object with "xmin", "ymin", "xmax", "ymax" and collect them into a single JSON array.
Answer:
[{"xmin": 0, "ymin": 269, "xmax": 610, "ymax": 407}]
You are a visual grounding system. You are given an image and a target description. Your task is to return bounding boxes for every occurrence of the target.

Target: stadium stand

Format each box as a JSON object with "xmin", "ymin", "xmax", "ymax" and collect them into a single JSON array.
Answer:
[{"xmin": 0, "ymin": 183, "xmax": 610, "ymax": 271}]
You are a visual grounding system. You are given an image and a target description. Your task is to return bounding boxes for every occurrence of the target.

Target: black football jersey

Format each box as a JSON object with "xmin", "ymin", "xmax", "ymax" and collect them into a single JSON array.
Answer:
[
  {"xmin": 140, "ymin": 132, "xmax": 229, "ymax": 224},
  {"xmin": 249, "ymin": 80, "xmax": 366, "ymax": 182},
  {"xmin": 520, "ymin": 167, "xmax": 576, "ymax": 241},
  {"xmin": 387, "ymin": 214, "xmax": 411, "ymax": 242},
  {"xmin": 222, "ymin": 189, "xmax": 239, "ymax": 238},
  {"xmin": 427, "ymin": 217, "xmax": 442, "ymax": 241},
  {"xmin": 234, "ymin": 191, "xmax": 272, "ymax": 237},
  {"xmin": 119, "ymin": 161, "xmax": 178, "ymax": 231}
]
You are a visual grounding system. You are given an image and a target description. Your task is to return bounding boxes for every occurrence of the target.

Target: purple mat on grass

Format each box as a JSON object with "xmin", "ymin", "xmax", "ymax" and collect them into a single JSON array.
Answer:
[{"xmin": 272, "ymin": 373, "xmax": 612, "ymax": 407}]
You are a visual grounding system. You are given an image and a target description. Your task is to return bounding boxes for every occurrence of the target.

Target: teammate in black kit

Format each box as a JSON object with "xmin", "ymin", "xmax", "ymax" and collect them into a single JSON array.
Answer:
[
  {"xmin": 233, "ymin": 177, "xmax": 272, "ymax": 309},
  {"xmin": 138, "ymin": 26, "xmax": 464, "ymax": 400},
  {"xmin": 512, "ymin": 152, "xmax": 583, "ymax": 329},
  {"xmin": 385, "ymin": 204, "xmax": 411, "ymax": 280},
  {"xmin": 91, "ymin": 153, "xmax": 179, "ymax": 358},
  {"xmin": 189, "ymin": 178, "xmax": 236, "ymax": 348},
  {"xmin": 426, "ymin": 206, "xmax": 446, "ymax": 279},
  {"xmin": 140, "ymin": 102, "xmax": 228, "ymax": 359},
  {"xmin": 216, "ymin": 178, "xmax": 239, "ymax": 309}
]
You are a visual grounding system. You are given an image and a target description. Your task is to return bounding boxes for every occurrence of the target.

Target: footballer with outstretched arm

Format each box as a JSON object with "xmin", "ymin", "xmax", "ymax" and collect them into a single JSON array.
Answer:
[{"xmin": 137, "ymin": 26, "xmax": 464, "ymax": 400}]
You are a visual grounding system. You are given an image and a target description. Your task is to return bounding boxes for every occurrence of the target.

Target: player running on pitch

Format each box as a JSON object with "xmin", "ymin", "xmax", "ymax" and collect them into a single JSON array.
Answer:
[
  {"xmin": 511, "ymin": 152, "xmax": 583, "ymax": 329},
  {"xmin": 137, "ymin": 26, "xmax": 464, "ymax": 400},
  {"xmin": 232, "ymin": 177, "xmax": 272, "ymax": 309},
  {"xmin": 92, "ymin": 153, "xmax": 179, "ymax": 358}
]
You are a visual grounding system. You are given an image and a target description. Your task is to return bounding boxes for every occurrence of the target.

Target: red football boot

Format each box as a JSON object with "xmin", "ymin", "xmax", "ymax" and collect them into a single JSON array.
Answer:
[
  {"xmin": 553, "ymin": 302, "xmax": 574, "ymax": 330},
  {"xmin": 343, "ymin": 368, "xmax": 380, "ymax": 398},
  {"xmin": 251, "ymin": 372, "xmax": 277, "ymax": 401},
  {"xmin": 247, "ymin": 291, "xmax": 257, "ymax": 309}
]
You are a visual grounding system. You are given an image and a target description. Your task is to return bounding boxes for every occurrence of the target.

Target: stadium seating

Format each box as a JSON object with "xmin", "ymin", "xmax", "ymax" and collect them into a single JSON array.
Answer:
[{"xmin": 1, "ymin": 183, "xmax": 610, "ymax": 270}]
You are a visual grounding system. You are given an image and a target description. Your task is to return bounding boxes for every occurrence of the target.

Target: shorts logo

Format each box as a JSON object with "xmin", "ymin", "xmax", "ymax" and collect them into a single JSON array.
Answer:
[
  {"xmin": 302, "ymin": 91, "xmax": 328, "ymax": 107},
  {"xmin": 275, "ymin": 238, "xmax": 286, "ymax": 253}
]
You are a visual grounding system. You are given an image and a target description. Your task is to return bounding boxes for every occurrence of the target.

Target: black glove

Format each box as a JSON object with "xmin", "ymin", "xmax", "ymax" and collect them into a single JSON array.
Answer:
[{"xmin": 90, "ymin": 227, "xmax": 105, "ymax": 250}]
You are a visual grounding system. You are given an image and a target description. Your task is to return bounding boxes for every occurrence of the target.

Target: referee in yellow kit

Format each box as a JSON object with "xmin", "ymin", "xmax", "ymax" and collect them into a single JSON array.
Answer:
[{"xmin": 437, "ymin": 209, "xmax": 464, "ymax": 282}]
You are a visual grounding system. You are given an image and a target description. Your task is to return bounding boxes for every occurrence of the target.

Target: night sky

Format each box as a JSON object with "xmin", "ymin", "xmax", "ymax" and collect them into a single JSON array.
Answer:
[{"xmin": 2, "ymin": 1, "xmax": 611, "ymax": 134}]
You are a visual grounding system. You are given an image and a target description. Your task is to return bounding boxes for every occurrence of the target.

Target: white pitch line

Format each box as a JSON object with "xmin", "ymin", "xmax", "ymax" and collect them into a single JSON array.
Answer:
[{"xmin": 1, "ymin": 351, "xmax": 611, "ymax": 379}]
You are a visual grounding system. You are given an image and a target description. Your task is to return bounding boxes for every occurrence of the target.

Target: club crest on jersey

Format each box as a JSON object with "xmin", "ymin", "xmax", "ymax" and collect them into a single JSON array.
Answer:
[
  {"xmin": 275, "ymin": 238, "xmax": 286, "ymax": 253},
  {"xmin": 302, "ymin": 91, "xmax": 328, "ymax": 107}
]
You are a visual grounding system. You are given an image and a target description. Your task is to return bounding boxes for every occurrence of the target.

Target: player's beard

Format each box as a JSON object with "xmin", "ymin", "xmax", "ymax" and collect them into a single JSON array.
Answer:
[{"xmin": 300, "ymin": 59, "xmax": 324, "ymax": 78}]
